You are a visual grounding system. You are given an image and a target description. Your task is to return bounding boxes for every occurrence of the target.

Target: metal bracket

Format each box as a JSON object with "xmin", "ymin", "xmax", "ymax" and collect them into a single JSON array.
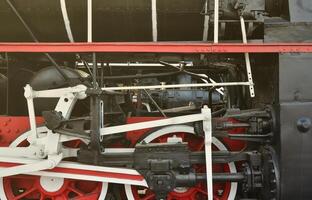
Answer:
[{"xmin": 240, "ymin": 16, "xmax": 255, "ymax": 97}]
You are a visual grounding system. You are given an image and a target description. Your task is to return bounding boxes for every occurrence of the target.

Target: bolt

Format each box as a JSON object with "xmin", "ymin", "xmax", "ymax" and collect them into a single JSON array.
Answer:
[
  {"xmin": 39, "ymin": 150, "xmax": 45, "ymax": 157},
  {"xmin": 157, "ymin": 180, "xmax": 163, "ymax": 185},
  {"xmin": 297, "ymin": 117, "xmax": 311, "ymax": 133},
  {"xmin": 18, "ymin": 189, "xmax": 25, "ymax": 194}
]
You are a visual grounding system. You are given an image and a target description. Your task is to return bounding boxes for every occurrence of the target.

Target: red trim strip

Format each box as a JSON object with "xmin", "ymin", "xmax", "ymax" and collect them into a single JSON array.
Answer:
[
  {"xmin": 0, "ymin": 162, "xmax": 144, "ymax": 181},
  {"xmin": 0, "ymin": 42, "xmax": 311, "ymax": 53}
]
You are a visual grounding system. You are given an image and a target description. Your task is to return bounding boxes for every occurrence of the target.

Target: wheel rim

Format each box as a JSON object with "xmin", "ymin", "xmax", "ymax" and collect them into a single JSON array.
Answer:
[
  {"xmin": 125, "ymin": 125, "xmax": 238, "ymax": 200},
  {"xmin": 0, "ymin": 127, "xmax": 108, "ymax": 200}
]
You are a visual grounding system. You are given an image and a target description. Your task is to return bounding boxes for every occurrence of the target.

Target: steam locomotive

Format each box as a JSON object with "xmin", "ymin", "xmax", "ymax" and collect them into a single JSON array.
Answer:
[{"xmin": 0, "ymin": 0, "xmax": 312, "ymax": 199}]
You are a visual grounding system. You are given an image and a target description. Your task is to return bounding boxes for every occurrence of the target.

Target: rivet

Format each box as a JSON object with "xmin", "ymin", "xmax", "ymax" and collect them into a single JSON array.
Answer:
[{"xmin": 297, "ymin": 117, "xmax": 311, "ymax": 133}]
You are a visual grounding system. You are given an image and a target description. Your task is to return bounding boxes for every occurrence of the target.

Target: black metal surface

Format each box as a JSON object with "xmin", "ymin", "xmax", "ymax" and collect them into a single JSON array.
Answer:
[
  {"xmin": 279, "ymin": 54, "xmax": 312, "ymax": 102},
  {"xmin": 0, "ymin": 0, "xmax": 202, "ymax": 42},
  {"xmin": 42, "ymin": 110, "xmax": 64, "ymax": 130},
  {"xmin": 0, "ymin": 0, "xmax": 270, "ymax": 42},
  {"xmin": 279, "ymin": 102, "xmax": 312, "ymax": 200},
  {"xmin": 278, "ymin": 53, "xmax": 312, "ymax": 200},
  {"xmin": 265, "ymin": 20, "xmax": 312, "ymax": 42}
]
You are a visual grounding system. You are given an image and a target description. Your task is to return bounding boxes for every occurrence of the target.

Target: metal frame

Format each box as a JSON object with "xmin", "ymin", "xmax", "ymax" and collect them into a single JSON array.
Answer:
[{"xmin": 0, "ymin": 84, "xmax": 214, "ymax": 199}]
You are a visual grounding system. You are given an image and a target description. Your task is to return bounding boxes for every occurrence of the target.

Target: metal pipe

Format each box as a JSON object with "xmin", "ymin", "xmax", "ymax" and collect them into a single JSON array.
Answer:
[
  {"xmin": 92, "ymin": 53, "xmax": 97, "ymax": 87},
  {"xmin": 60, "ymin": 0, "xmax": 74, "ymax": 42},
  {"xmin": 88, "ymin": 0, "xmax": 92, "ymax": 42},
  {"xmin": 99, "ymin": 71, "xmax": 181, "ymax": 80},
  {"xmin": 82, "ymin": 60, "xmax": 93, "ymax": 75},
  {"xmin": 90, "ymin": 53, "xmax": 101, "ymax": 150},
  {"xmin": 143, "ymin": 89, "xmax": 167, "ymax": 117},
  {"xmin": 100, "ymin": 63, "xmax": 104, "ymax": 87},
  {"xmin": 201, "ymin": 0, "xmax": 209, "ymax": 60},
  {"xmin": 101, "ymin": 82, "xmax": 251, "ymax": 91},
  {"xmin": 214, "ymin": 0, "xmax": 219, "ymax": 43},
  {"xmin": 196, "ymin": 173, "xmax": 245, "ymax": 182},
  {"xmin": 160, "ymin": 61, "xmax": 210, "ymax": 81},
  {"xmin": 151, "ymin": 0, "xmax": 158, "ymax": 42}
]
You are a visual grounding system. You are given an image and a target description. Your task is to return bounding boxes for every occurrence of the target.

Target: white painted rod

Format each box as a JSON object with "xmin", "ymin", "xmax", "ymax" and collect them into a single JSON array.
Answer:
[
  {"xmin": 60, "ymin": 0, "xmax": 74, "ymax": 42},
  {"xmin": 240, "ymin": 16, "xmax": 247, "ymax": 44},
  {"xmin": 87, "ymin": 0, "xmax": 92, "ymax": 42},
  {"xmin": 24, "ymin": 85, "xmax": 38, "ymax": 142},
  {"xmin": 0, "ymin": 160, "xmax": 53, "ymax": 177},
  {"xmin": 202, "ymin": 107, "xmax": 213, "ymax": 200},
  {"xmin": 240, "ymin": 16, "xmax": 255, "ymax": 97},
  {"xmin": 100, "ymin": 113, "xmax": 205, "ymax": 136},
  {"xmin": 101, "ymin": 82, "xmax": 251, "ymax": 91},
  {"xmin": 214, "ymin": 0, "xmax": 219, "ymax": 43},
  {"xmin": 151, "ymin": 0, "xmax": 158, "ymax": 42}
]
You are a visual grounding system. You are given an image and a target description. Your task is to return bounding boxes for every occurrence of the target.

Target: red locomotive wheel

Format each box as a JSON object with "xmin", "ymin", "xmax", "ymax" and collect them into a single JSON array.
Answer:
[
  {"xmin": 0, "ymin": 127, "xmax": 108, "ymax": 200},
  {"xmin": 125, "ymin": 125, "xmax": 238, "ymax": 200}
]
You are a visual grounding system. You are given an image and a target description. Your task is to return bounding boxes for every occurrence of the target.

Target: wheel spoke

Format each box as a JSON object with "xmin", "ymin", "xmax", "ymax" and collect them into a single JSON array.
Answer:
[
  {"xmin": 68, "ymin": 186, "xmax": 85, "ymax": 196},
  {"xmin": 74, "ymin": 192, "xmax": 100, "ymax": 200},
  {"xmin": 142, "ymin": 193, "xmax": 155, "ymax": 200},
  {"xmin": 40, "ymin": 194, "xmax": 45, "ymax": 200},
  {"xmin": 4, "ymin": 131, "xmax": 102, "ymax": 200},
  {"xmin": 167, "ymin": 196, "xmax": 173, "ymax": 200},
  {"xmin": 190, "ymin": 193, "xmax": 197, "ymax": 200},
  {"xmin": 13, "ymin": 187, "xmax": 37, "ymax": 200},
  {"xmin": 196, "ymin": 187, "xmax": 208, "ymax": 195},
  {"xmin": 213, "ymin": 195, "xmax": 221, "ymax": 200},
  {"xmin": 54, "ymin": 193, "xmax": 67, "ymax": 200},
  {"xmin": 196, "ymin": 140, "xmax": 205, "ymax": 151}
]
